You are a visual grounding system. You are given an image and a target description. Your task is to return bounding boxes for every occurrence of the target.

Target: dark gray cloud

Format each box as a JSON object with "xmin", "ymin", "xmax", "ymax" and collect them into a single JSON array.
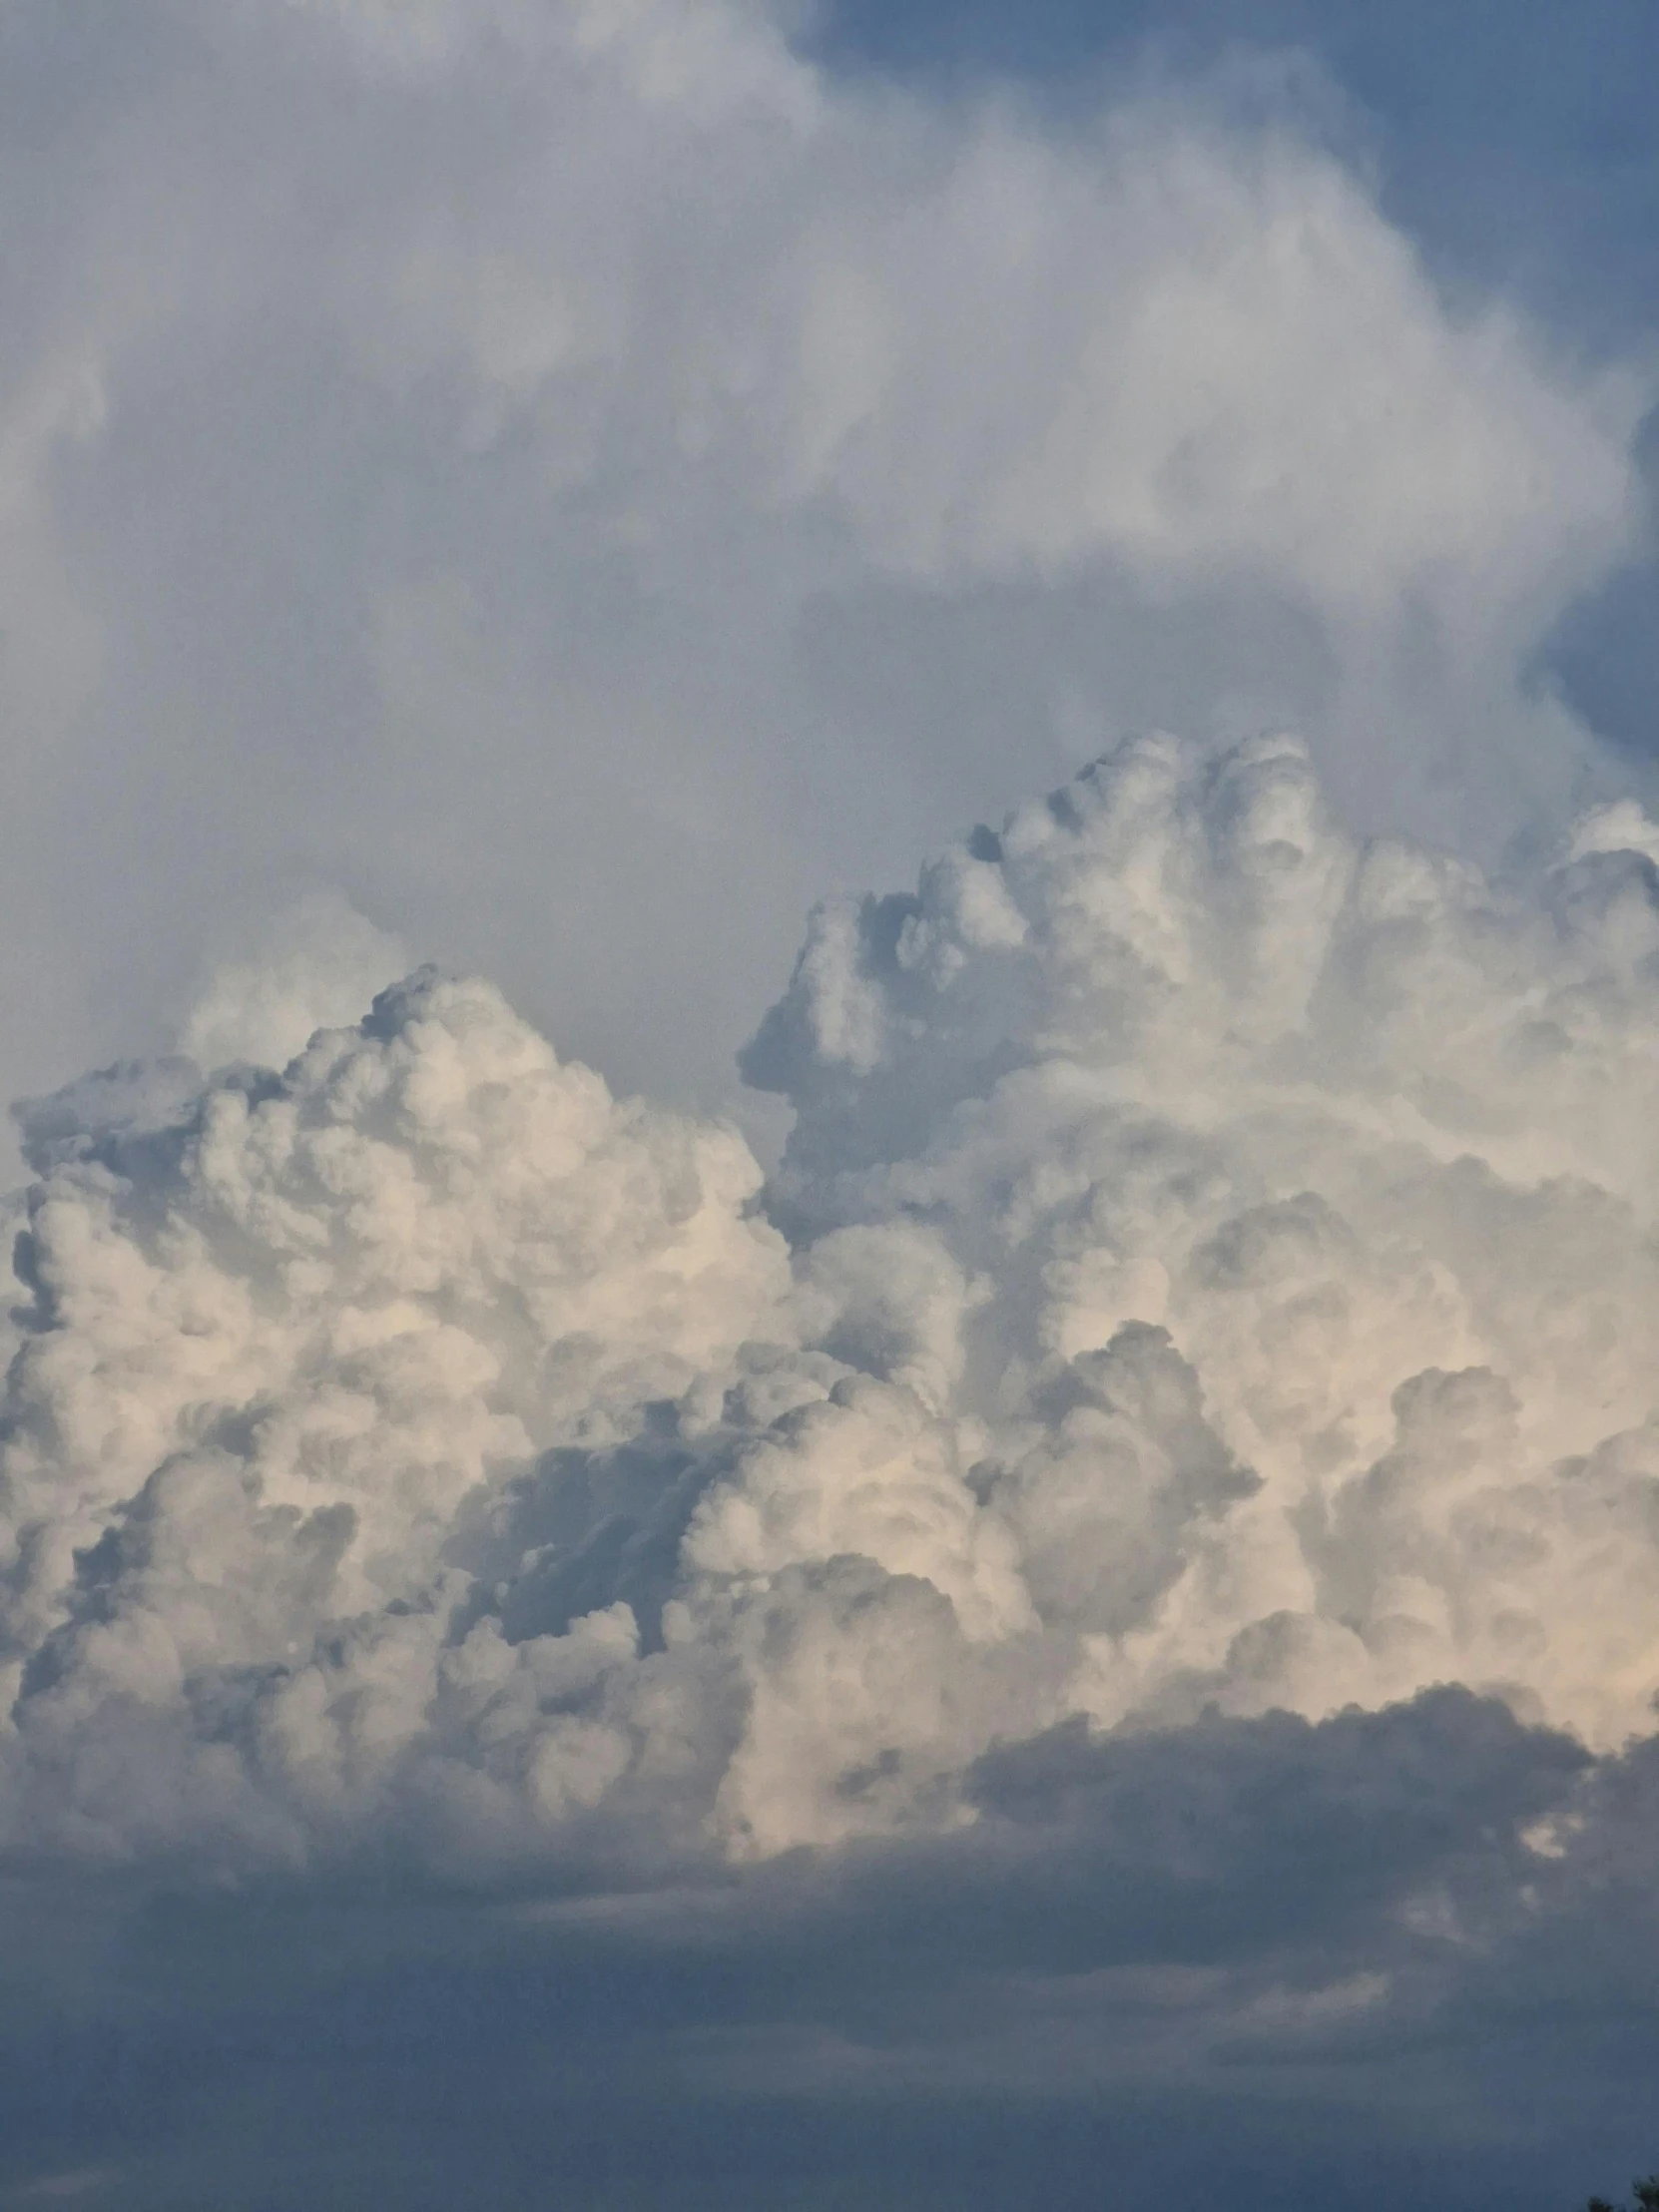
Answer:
[{"xmin": 0, "ymin": 1691, "xmax": 1651, "ymax": 2209}]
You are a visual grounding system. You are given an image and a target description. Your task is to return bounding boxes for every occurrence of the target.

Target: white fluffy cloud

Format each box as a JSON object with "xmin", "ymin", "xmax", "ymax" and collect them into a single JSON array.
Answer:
[{"xmin": 8, "ymin": 732, "xmax": 1659, "ymax": 1884}]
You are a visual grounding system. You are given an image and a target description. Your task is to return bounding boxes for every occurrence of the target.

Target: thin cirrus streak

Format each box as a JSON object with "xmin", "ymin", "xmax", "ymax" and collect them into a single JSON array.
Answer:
[{"xmin": 6, "ymin": 729, "xmax": 1659, "ymax": 1878}]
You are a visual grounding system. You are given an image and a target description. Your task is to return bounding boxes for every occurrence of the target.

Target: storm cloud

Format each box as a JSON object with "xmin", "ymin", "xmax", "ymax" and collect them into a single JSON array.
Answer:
[{"xmin": 3, "ymin": 2, "xmax": 1659, "ymax": 2204}]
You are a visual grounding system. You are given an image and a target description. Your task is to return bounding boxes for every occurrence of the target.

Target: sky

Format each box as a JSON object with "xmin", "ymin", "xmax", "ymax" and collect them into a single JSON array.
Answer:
[{"xmin": 3, "ymin": 3, "xmax": 1659, "ymax": 2207}]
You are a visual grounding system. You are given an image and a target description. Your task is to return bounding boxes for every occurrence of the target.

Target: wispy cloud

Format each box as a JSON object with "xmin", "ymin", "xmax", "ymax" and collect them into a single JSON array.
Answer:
[
  {"xmin": 4, "ymin": 2173, "xmax": 118, "ymax": 2204},
  {"xmin": 0, "ymin": 0, "xmax": 1646, "ymax": 1141}
]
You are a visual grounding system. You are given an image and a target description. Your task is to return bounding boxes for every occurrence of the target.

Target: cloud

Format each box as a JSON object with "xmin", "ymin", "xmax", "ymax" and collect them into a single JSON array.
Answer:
[
  {"xmin": 0, "ymin": 0, "xmax": 1647, "ymax": 1151},
  {"xmin": 0, "ymin": 1685, "xmax": 1641, "ymax": 2208},
  {"xmin": 3, "ymin": 2174, "xmax": 117, "ymax": 2206},
  {"xmin": 3, "ymin": 962, "xmax": 789, "ymax": 1869},
  {"xmin": 5, "ymin": 751, "xmax": 1659, "ymax": 2185},
  {"xmin": 178, "ymin": 893, "xmax": 409, "ymax": 1075},
  {"xmin": 10, "ymin": 732, "xmax": 1659, "ymax": 1900},
  {"xmin": 3, "ymin": 3, "xmax": 1659, "ymax": 2194}
]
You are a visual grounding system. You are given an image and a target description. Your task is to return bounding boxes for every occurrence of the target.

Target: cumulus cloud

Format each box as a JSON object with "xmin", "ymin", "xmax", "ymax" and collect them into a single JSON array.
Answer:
[
  {"xmin": 9, "ymin": 733, "xmax": 1659, "ymax": 1897},
  {"xmin": 4, "ymin": 6, "xmax": 1659, "ymax": 2192},
  {"xmin": 2, "ymin": 964, "xmax": 787, "ymax": 1867}
]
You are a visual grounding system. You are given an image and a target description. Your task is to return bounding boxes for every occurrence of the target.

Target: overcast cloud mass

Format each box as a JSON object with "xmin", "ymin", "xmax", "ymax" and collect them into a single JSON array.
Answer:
[{"xmin": 3, "ymin": 1, "xmax": 1659, "ymax": 2205}]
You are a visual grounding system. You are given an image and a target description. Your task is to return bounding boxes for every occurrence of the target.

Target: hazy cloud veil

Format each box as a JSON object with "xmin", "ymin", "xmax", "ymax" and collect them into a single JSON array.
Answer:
[{"xmin": 2, "ymin": 0, "xmax": 1659, "ymax": 2205}]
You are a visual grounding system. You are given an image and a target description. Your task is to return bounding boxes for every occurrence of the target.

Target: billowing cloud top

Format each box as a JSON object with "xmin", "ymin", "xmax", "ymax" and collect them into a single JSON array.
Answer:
[{"xmin": 8, "ymin": 731, "xmax": 1659, "ymax": 1884}]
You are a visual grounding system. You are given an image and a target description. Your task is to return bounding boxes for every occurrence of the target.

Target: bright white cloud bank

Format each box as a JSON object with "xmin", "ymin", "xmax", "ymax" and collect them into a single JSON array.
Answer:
[{"xmin": 9, "ymin": 730, "xmax": 1659, "ymax": 1879}]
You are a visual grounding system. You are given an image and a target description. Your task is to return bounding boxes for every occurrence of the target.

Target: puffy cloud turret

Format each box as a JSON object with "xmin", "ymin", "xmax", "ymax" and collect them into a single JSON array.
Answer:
[{"xmin": 7, "ymin": 735, "xmax": 1659, "ymax": 1873}]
